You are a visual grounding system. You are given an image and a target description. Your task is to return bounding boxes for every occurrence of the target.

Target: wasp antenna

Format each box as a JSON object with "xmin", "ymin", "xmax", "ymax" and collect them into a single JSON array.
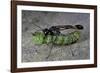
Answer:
[
  {"xmin": 33, "ymin": 24, "xmax": 43, "ymax": 30},
  {"xmin": 75, "ymin": 25, "xmax": 84, "ymax": 30}
]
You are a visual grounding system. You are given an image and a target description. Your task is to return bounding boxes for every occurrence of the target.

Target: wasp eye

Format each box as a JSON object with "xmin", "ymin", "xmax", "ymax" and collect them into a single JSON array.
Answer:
[{"xmin": 75, "ymin": 25, "xmax": 84, "ymax": 30}]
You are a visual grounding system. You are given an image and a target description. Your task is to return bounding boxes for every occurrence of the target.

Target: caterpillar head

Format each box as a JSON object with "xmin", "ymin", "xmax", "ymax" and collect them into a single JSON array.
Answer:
[{"xmin": 75, "ymin": 25, "xmax": 84, "ymax": 30}]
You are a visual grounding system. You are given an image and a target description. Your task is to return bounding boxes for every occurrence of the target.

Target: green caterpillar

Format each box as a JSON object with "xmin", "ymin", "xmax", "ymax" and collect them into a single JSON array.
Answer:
[{"xmin": 32, "ymin": 31, "xmax": 80, "ymax": 45}]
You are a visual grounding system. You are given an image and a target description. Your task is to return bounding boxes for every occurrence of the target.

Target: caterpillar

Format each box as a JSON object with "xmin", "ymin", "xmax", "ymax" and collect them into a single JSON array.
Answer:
[{"xmin": 32, "ymin": 31, "xmax": 80, "ymax": 45}]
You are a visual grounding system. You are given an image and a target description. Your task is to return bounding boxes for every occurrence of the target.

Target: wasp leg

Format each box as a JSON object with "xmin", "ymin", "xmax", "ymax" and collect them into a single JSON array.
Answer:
[
  {"xmin": 69, "ymin": 46, "xmax": 75, "ymax": 56},
  {"xmin": 45, "ymin": 44, "xmax": 53, "ymax": 60}
]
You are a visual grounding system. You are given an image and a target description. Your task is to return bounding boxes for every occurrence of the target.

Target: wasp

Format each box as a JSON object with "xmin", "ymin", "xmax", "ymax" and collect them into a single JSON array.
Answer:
[{"xmin": 32, "ymin": 25, "xmax": 83, "ymax": 45}]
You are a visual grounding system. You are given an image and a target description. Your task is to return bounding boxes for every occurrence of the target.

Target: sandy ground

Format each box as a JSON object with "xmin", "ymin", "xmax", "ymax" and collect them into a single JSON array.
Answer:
[{"xmin": 22, "ymin": 10, "xmax": 90, "ymax": 62}]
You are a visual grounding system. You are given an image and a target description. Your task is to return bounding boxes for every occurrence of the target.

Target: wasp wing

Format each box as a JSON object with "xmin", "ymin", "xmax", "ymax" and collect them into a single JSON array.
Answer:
[
  {"xmin": 50, "ymin": 25, "xmax": 83, "ymax": 31},
  {"xmin": 50, "ymin": 25, "xmax": 75, "ymax": 31}
]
